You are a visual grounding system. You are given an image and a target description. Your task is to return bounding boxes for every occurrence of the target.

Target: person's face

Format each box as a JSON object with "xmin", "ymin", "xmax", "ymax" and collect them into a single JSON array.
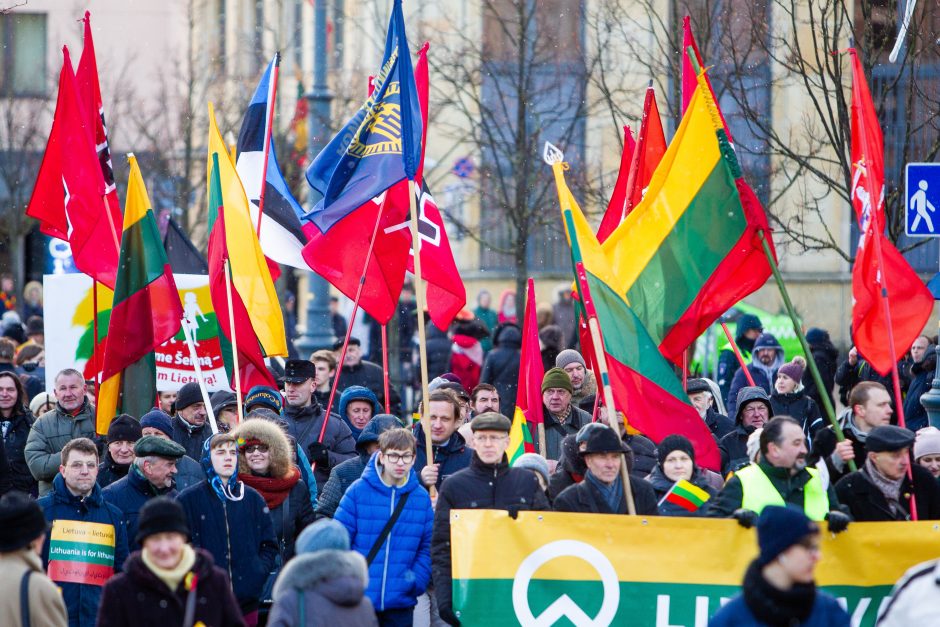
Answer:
[
  {"xmin": 584, "ymin": 451, "xmax": 621, "ymax": 485},
  {"xmin": 141, "ymin": 427, "xmax": 170, "ymax": 440},
  {"xmin": 474, "ymin": 430, "xmax": 509, "ymax": 464},
  {"xmin": 0, "ymin": 376, "xmax": 18, "ymax": 412},
  {"xmin": 775, "ymin": 373, "xmax": 798, "ymax": 395},
  {"xmin": 142, "ymin": 457, "xmax": 177, "ymax": 488},
  {"xmin": 218, "ymin": 407, "xmax": 239, "ymax": 429},
  {"xmin": 562, "ymin": 363, "xmax": 586, "ymax": 390},
  {"xmin": 744, "ymin": 328, "xmax": 762, "ymax": 341},
  {"xmin": 543, "ymin": 388, "xmax": 572, "ymax": 414},
  {"xmin": 365, "ymin": 442, "xmax": 380, "ymax": 456},
  {"xmin": 379, "ymin": 447, "xmax": 415, "ymax": 483},
  {"xmin": 346, "ymin": 400, "xmax": 373, "ymax": 430},
  {"xmin": 767, "ymin": 423, "xmax": 807, "ymax": 472},
  {"xmin": 211, "ymin": 443, "xmax": 238, "ymax": 480},
  {"xmin": 777, "ymin": 534, "xmax": 821, "ymax": 584},
  {"xmin": 108, "ymin": 440, "xmax": 136, "ymax": 465},
  {"xmin": 55, "ymin": 374, "xmax": 86, "ymax": 411},
  {"xmin": 35, "ymin": 400, "xmax": 55, "ymax": 415},
  {"xmin": 662, "ymin": 450, "xmax": 694, "ymax": 482},
  {"xmin": 1, "ymin": 278, "xmax": 12, "ymax": 292},
  {"xmin": 478, "ymin": 292, "xmax": 491, "ymax": 309},
  {"xmin": 179, "ymin": 402, "xmax": 207, "ymax": 427},
  {"xmin": 343, "ymin": 344, "xmax": 362, "ymax": 367},
  {"xmin": 871, "ymin": 448, "xmax": 910, "ymax": 481},
  {"xmin": 856, "ymin": 389, "xmax": 893, "ymax": 429},
  {"xmin": 143, "ymin": 532, "xmax": 186, "ymax": 570},
  {"xmin": 427, "ymin": 400, "xmax": 458, "ymax": 444},
  {"xmin": 329, "ymin": 299, "xmax": 339, "ymax": 313},
  {"xmin": 284, "ymin": 379, "xmax": 314, "ymax": 407},
  {"xmin": 472, "ymin": 390, "xmax": 500, "ymax": 415},
  {"xmin": 741, "ymin": 401, "xmax": 770, "ymax": 428},
  {"xmin": 756, "ymin": 348, "xmax": 776, "ymax": 365},
  {"xmin": 918, "ymin": 453, "xmax": 940, "ymax": 478},
  {"xmin": 244, "ymin": 442, "xmax": 271, "ymax": 474},
  {"xmin": 688, "ymin": 391, "xmax": 712, "ymax": 418},
  {"xmin": 60, "ymin": 450, "xmax": 98, "ymax": 496},
  {"xmin": 313, "ymin": 360, "xmax": 335, "ymax": 388},
  {"xmin": 911, "ymin": 337, "xmax": 930, "ymax": 364},
  {"xmin": 158, "ymin": 392, "xmax": 177, "ymax": 413}
]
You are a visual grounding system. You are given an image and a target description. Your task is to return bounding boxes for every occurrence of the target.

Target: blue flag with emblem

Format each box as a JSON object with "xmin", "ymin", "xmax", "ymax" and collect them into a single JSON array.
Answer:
[{"xmin": 304, "ymin": 0, "xmax": 422, "ymax": 232}]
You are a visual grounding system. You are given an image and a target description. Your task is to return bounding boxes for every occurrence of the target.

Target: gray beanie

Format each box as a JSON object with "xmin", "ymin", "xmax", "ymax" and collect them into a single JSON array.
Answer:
[
  {"xmin": 556, "ymin": 349, "xmax": 586, "ymax": 370},
  {"xmin": 295, "ymin": 519, "xmax": 350, "ymax": 554},
  {"xmin": 514, "ymin": 453, "xmax": 550, "ymax": 485}
]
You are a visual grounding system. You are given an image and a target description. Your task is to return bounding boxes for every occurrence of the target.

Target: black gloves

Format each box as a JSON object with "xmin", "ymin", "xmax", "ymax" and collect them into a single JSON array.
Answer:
[
  {"xmin": 307, "ymin": 442, "xmax": 330, "ymax": 467},
  {"xmin": 439, "ymin": 608, "xmax": 462, "ymax": 626},
  {"xmin": 732, "ymin": 508, "xmax": 759, "ymax": 529},
  {"xmin": 825, "ymin": 510, "xmax": 851, "ymax": 534},
  {"xmin": 507, "ymin": 505, "xmax": 523, "ymax": 520}
]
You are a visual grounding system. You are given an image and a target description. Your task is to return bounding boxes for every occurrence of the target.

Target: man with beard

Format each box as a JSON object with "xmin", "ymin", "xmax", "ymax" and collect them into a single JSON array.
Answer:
[
  {"xmin": 708, "ymin": 417, "xmax": 851, "ymax": 531},
  {"xmin": 727, "ymin": 332, "xmax": 785, "ymax": 417}
]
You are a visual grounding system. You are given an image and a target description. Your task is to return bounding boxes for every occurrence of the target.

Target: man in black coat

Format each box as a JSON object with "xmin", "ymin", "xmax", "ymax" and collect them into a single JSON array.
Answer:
[
  {"xmin": 332, "ymin": 337, "xmax": 385, "ymax": 398},
  {"xmin": 432, "ymin": 413, "xmax": 550, "ymax": 625},
  {"xmin": 553, "ymin": 425, "xmax": 657, "ymax": 515},
  {"xmin": 719, "ymin": 386, "xmax": 774, "ymax": 475},
  {"xmin": 801, "ymin": 327, "xmax": 838, "ymax": 413},
  {"xmin": 834, "ymin": 345, "xmax": 907, "ymax": 406},
  {"xmin": 415, "ymin": 390, "xmax": 473, "ymax": 491},
  {"xmin": 903, "ymin": 340, "xmax": 934, "ymax": 432},
  {"xmin": 835, "ymin": 425, "xmax": 940, "ymax": 521},
  {"xmin": 170, "ymin": 382, "xmax": 212, "ymax": 461}
]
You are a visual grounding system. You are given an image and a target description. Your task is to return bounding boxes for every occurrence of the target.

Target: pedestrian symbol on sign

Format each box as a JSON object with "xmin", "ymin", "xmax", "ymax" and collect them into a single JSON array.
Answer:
[
  {"xmin": 911, "ymin": 180, "xmax": 936, "ymax": 233},
  {"xmin": 905, "ymin": 163, "xmax": 940, "ymax": 237}
]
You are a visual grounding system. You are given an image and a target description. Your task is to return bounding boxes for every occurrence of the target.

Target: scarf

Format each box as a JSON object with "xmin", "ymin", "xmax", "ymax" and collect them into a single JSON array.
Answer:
[
  {"xmin": 742, "ymin": 560, "xmax": 816, "ymax": 626},
  {"xmin": 142, "ymin": 543, "xmax": 196, "ymax": 593},
  {"xmin": 239, "ymin": 467, "xmax": 301, "ymax": 509},
  {"xmin": 586, "ymin": 470, "xmax": 622, "ymax": 513},
  {"xmin": 863, "ymin": 457, "xmax": 906, "ymax": 518}
]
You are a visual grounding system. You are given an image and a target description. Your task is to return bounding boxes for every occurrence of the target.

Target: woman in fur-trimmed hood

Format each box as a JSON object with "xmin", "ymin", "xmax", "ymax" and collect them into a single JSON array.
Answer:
[{"xmin": 234, "ymin": 419, "xmax": 316, "ymax": 565}]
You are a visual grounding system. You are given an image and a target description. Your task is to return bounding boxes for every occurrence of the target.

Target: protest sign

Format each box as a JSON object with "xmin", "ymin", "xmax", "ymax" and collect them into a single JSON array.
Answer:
[{"xmin": 47, "ymin": 519, "xmax": 116, "ymax": 586}]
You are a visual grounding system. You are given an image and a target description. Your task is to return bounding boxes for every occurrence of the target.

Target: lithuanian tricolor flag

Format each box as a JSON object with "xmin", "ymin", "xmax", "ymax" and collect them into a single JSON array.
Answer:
[
  {"xmin": 96, "ymin": 155, "xmax": 183, "ymax": 433},
  {"xmin": 602, "ymin": 69, "xmax": 774, "ymax": 364},
  {"xmin": 661, "ymin": 479, "xmax": 711, "ymax": 512},
  {"xmin": 507, "ymin": 278, "xmax": 540, "ymax": 464},
  {"xmin": 551, "ymin": 162, "xmax": 720, "ymax": 471}
]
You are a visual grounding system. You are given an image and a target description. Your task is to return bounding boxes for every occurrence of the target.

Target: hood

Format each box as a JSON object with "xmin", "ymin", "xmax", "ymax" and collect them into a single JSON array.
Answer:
[
  {"xmin": 356, "ymin": 414, "xmax": 403, "ymax": 454},
  {"xmin": 559, "ymin": 434, "xmax": 587, "ymax": 476},
  {"xmin": 734, "ymin": 386, "xmax": 773, "ymax": 424},
  {"xmin": 272, "ymin": 549, "xmax": 368, "ymax": 606},
  {"xmin": 200, "ymin": 434, "xmax": 243, "ymax": 501},
  {"xmin": 233, "ymin": 418, "xmax": 294, "ymax": 479},
  {"xmin": 492, "ymin": 323, "xmax": 522, "ymax": 348},
  {"xmin": 752, "ymin": 332, "xmax": 783, "ymax": 355},
  {"xmin": 736, "ymin": 314, "xmax": 763, "ymax": 340},
  {"xmin": 338, "ymin": 386, "xmax": 378, "ymax": 424},
  {"xmin": 361, "ymin": 450, "xmax": 421, "ymax": 496}
]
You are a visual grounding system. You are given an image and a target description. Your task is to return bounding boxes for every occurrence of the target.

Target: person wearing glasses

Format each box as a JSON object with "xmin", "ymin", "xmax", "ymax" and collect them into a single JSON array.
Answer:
[
  {"xmin": 334, "ymin": 427, "xmax": 433, "ymax": 627},
  {"xmin": 708, "ymin": 505, "xmax": 850, "ymax": 626}
]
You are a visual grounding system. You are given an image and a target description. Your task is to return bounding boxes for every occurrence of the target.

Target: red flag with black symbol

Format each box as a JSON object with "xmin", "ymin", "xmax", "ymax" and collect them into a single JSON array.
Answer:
[{"xmin": 597, "ymin": 126, "xmax": 635, "ymax": 243}]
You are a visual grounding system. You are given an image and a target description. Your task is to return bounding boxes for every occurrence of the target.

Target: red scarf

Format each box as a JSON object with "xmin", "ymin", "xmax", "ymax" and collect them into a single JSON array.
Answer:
[{"xmin": 238, "ymin": 467, "xmax": 300, "ymax": 509}]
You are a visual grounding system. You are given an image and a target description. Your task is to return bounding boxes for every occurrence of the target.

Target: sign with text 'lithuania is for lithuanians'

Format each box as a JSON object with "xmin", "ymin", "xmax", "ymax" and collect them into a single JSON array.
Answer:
[
  {"xmin": 47, "ymin": 519, "xmax": 116, "ymax": 586},
  {"xmin": 451, "ymin": 510, "xmax": 940, "ymax": 627}
]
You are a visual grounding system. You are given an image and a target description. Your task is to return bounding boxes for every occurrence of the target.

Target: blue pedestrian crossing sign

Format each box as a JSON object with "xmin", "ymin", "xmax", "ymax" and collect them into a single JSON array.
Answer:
[{"xmin": 906, "ymin": 163, "xmax": 940, "ymax": 237}]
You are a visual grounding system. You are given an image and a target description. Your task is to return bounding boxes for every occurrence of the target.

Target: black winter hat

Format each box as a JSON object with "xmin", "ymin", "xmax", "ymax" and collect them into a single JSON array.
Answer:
[
  {"xmin": 866, "ymin": 425, "xmax": 916, "ymax": 453},
  {"xmin": 175, "ymin": 382, "xmax": 203, "ymax": 411},
  {"xmin": 580, "ymin": 425, "xmax": 629, "ymax": 455},
  {"xmin": 136, "ymin": 497, "xmax": 190, "ymax": 546},
  {"xmin": 685, "ymin": 378, "xmax": 712, "ymax": 395},
  {"xmin": 757, "ymin": 505, "xmax": 818, "ymax": 566},
  {"xmin": 107, "ymin": 414, "xmax": 143, "ymax": 444},
  {"xmin": 0, "ymin": 492, "xmax": 48, "ymax": 552},
  {"xmin": 657, "ymin": 434, "xmax": 696, "ymax": 468}
]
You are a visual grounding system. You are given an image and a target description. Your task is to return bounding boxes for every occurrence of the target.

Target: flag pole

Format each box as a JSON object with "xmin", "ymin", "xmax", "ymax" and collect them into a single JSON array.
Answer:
[
  {"xmin": 720, "ymin": 322, "xmax": 757, "ymax": 387},
  {"xmin": 255, "ymin": 52, "xmax": 280, "ymax": 237},
  {"xmin": 409, "ymin": 178, "xmax": 435, "ymax": 494},
  {"xmin": 223, "ymin": 258, "xmax": 244, "ymax": 422},
  {"xmin": 181, "ymin": 320, "xmax": 219, "ymax": 433},
  {"xmin": 381, "ymin": 323, "xmax": 391, "ymax": 413},
  {"xmin": 91, "ymin": 280, "xmax": 101, "ymax": 408},
  {"xmin": 103, "ymin": 196, "xmax": 120, "ymax": 254}
]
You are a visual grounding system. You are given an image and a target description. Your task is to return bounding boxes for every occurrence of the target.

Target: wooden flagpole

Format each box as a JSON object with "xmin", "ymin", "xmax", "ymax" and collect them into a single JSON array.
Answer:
[
  {"xmin": 91, "ymin": 281, "xmax": 101, "ymax": 408},
  {"xmin": 223, "ymin": 258, "xmax": 243, "ymax": 422},
  {"xmin": 255, "ymin": 52, "xmax": 280, "ymax": 236},
  {"xmin": 381, "ymin": 323, "xmax": 391, "ymax": 413},
  {"xmin": 181, "ymin": 319, "xmax": 219, "ymax": 433}
]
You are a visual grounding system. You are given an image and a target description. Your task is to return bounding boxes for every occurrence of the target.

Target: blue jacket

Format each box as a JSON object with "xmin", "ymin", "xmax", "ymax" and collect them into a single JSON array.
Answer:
[
  {"xmin": 413, "ymin": 426, "xmax": 473, "ymax": 490},
  {"xmin": 39, "ymin": 474, "xmax": 129, "ymax": 627},
  {"xmin": 334, "ymin": 452, "xmax": 434, "ymax": 612},
  {"xmin": 710, "ymin": 592, "xmax": 849, "ymax": 626},
  {"xmin": 102, "ymin": 465, "xmax": 176, "ymax": 552}
]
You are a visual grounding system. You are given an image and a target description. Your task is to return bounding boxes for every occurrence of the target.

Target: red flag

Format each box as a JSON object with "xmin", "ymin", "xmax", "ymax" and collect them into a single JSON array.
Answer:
[
  {"xmin": 849, "ymin": 49, "xmax": 932, "ymax": 376},
  {"xmin": 26, "ymin": 47, "xmax": 119, "ymax": 288},
  {"xmin": 624, "ymin": 83, "xmax": 667, "ymax": 216},
  {"xmin": 680, "ymin": 16, "xmax": 733, "ymax": 139},
  {"xmin": 517, "ymin": 278, "xmax": 544, "ymax": 426},
  {"xmin": 76, "ymin": 12, "xmax": 121, "ymax": 226},
  {"xmin": 597, "ymin": 126, "xmax": 634, "ymax": 243}
]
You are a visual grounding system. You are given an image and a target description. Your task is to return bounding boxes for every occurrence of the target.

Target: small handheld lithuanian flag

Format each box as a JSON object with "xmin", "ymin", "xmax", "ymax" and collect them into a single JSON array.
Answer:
[{"xmin": 660, "ymin": 479, "xmax": 711, "ymax": 513}]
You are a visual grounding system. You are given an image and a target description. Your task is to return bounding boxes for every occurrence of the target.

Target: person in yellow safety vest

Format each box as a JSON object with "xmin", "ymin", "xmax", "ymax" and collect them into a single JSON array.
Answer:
[{"xmin": 706, "ymin": 417, "xmax": 852, "ymax": 532}]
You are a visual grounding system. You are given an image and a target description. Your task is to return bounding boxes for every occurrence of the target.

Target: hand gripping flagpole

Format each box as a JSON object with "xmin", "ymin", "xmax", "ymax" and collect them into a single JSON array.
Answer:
[{"xmin": 545, "ymin": 141, "xmax": 636, "ymax": 515}]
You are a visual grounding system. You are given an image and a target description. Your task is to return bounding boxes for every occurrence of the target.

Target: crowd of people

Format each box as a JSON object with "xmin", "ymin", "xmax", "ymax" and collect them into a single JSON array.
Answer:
[{"xmin": 0, "ymin": 282, "xmax": 937, "ymax": 626}]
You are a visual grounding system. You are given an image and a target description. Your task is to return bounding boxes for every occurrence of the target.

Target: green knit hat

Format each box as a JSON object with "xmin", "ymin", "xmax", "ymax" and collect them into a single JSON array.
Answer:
[{"xmin": 541, "ymin": 367, "xmax": 573, "ymax": 394}]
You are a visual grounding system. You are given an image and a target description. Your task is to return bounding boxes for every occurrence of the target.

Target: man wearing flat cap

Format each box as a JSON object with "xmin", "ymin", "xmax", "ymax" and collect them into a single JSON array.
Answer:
[
  {"xmin": 686, "ymin": 378, "xmax": 734, "ymax": 440},
  {"xmin": 835, "ymin": 425, "xmax": 940, "ymax": 521},
  {"xmin": 432, "ymin": 412, "xmax": 550, "ymax": 625},
  {"xmin": 282, "ymin": 359, "xmax": 356, "ymax": 492},
  {"xmin": 103, "ymin": 436, "xmax": 188, "ymax": 551}
]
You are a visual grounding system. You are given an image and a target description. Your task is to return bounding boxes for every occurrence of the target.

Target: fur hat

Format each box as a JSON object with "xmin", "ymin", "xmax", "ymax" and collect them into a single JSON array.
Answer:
[
  {"xmin": 514, "ymin": 453, "xmax": 549, "ymax": 485},
  {"xmin": 233, "ymin": 418, "xmax": 293, "ymax": 479}
]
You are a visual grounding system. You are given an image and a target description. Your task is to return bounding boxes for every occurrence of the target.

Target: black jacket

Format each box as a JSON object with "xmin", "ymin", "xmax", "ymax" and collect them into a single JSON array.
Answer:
[
  {"xmin": 553, "ymin": 472, "xmax": 658, "ymax": 515},
  {"xmin": 97, "ymin": 452, "xmax": 131, "ymax": 489},
  {"xmin": 170, "ymin": 416, "xmax": 211, "ymax": 461},
  {"xmin": 533, "ymin": 403, "xmax": 591, "ymax": 462},
  {"xmin": 803, "ymin": 339, "xmax": 838, "ymax": 412},
  {"xmin": 625, "ymin": 434, "xmax": 658, "ymax": 478},
  {"xmin": 102, "ymin": 467, "xmax": 176, "ymax": 552},
  {"xmin": 903, "ymin": 347, "xmax": 936, "ymax": 432},
  {"xmin": 424, "ymin": 323, "xmax": 452, "ymax": 382},
  {"xmin": 718, "ymin": 424, "xmax": 757, "ymax": 476},
  {"xmin": 480, "ymin": 324, "xmax": 521, "ymax": 416},
  {"xmin": 283, "ymin": 403, "xmax": 356, "ymax": 491},
  {"xmin": 336, "ymin": 360, "xmax": 385, "ymax": 398},
  {"xmin": 835, "ymin": 358, "xmax": 905, "ymax": 406},
  {"xmin": 1, "ymin": 409, "xmax": 34, "ymax": 495},
  {"xmin": 432, "ymin": 452, "xmax": 550, "ymax": 618},
  {"xmin": 770, "ymin": 390, "xmax": 824, "ymax": 447},
  {"xmin": 835, "ymin": 464, "xmax": 940, "ymax": 522},
  {"xmin": 704, "ymin": 408, "xmax": 735, "ymax": 442}
]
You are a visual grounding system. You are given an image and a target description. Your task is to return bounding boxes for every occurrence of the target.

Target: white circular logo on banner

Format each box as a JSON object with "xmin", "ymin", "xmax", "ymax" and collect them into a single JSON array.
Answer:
[{"xmin": 512, "ymin": 540, "xmax": 620, "ymax": 626}]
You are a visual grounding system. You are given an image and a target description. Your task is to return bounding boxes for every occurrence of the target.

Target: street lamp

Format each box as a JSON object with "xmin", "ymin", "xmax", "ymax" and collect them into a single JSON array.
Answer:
[{"xmin": 295, "ymin": 0, "xmax": 335, "ymax": 358}]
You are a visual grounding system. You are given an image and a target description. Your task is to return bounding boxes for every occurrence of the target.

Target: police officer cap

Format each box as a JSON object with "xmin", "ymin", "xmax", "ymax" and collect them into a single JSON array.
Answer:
[{"xmin": 284, "ymin": 359, "xmax": 316, "ymax": 383}]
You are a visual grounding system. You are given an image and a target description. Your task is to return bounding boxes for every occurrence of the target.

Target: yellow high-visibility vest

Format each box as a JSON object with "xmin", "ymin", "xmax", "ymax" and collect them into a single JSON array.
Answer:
[{"xmin": 737, "ymin": 464, "xmax": 829, "ymax": 521}]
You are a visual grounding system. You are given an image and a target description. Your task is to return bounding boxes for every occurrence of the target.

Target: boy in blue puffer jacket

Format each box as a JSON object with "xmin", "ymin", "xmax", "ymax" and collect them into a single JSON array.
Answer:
[{"xmin": 335, "ymin": 428, "xmax": 433, "ymax": 627}]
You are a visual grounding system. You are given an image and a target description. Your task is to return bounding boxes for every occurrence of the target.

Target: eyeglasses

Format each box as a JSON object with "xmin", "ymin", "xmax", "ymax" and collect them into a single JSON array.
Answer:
[
  {"xmin": 243, "ymin": 444, "xmax": 269, "ymax": 454},
  {"xmin": 384, "ymin": 452, "xmax": 415, "ymax": 464},
  {"xmin": 474, "ymin": 434, "xmax": 509, "ymax": 444}
]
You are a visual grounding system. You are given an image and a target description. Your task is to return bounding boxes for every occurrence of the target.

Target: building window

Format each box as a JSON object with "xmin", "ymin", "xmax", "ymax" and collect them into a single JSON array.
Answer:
[{"xmin": 0, "ymin": 13, "xmax": 47, "ymax": 97}]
